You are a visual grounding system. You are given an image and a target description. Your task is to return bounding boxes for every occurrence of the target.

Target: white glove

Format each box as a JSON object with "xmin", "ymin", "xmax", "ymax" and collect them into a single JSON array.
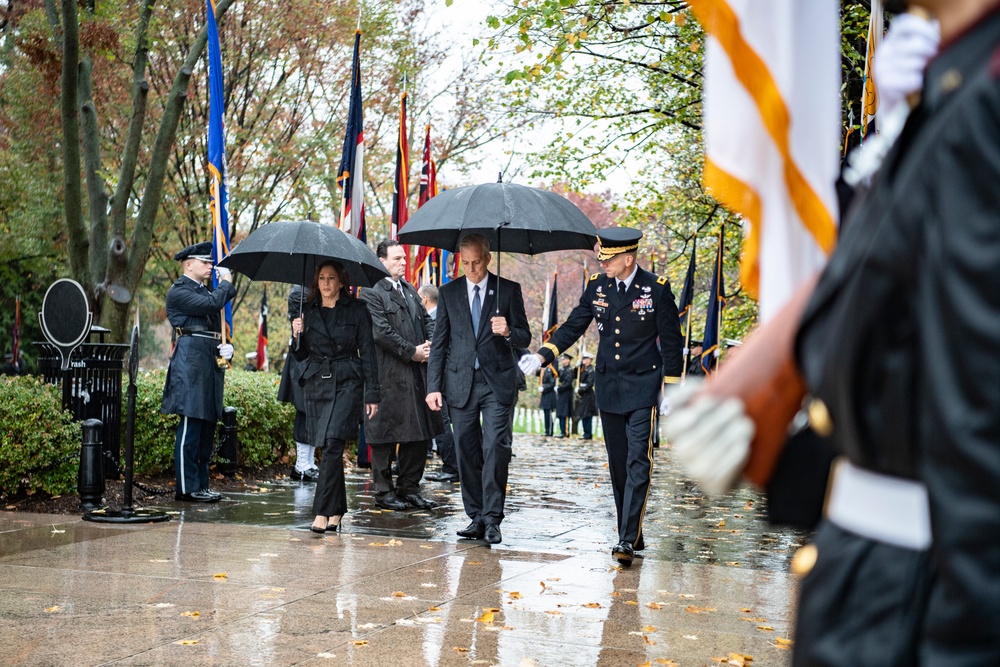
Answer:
[
  {"xmin": 662, "ymin": 380, "xmax": 754, "ymax": 496},
  {"xmin": 659, "ymin": 392, "xmax": 671, "ymax": 416},
  {"xmin": 874, "ymin": 13, "xmax": 940, "ymax": 117},
  {"xmin": 218, "ymin": 343, "xmax": 234, "ymax": 360},
  {"xmin": 518, "ymin": 353, "xmax": 542, "ymax": 376},
  {"xmin": 216, "ymin": 266, "xmax": 233, "ymax": 282}
]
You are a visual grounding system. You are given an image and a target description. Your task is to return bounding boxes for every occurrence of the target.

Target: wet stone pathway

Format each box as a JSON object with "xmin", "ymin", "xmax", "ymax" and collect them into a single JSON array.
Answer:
[{"xmin": 0, "ymin": 432, "xmax": 805, "ymax": 666}]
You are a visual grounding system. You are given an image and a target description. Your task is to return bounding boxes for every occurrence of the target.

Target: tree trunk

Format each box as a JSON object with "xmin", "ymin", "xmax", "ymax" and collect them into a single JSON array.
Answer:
[{"xmin": 60, "ymin": 0, "xmax": 88, "ymax": 288}]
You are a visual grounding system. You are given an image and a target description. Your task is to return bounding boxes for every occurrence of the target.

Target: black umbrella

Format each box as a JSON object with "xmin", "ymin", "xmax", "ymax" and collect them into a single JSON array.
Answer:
[
  {"xmin": 219, "ymin": 221, "xmax": 388, "ymax": 288},
  {"xmin": 396, "ymin": 179, "xmax": 598, "ymax": 254},
  {"xmin": 397, "ymin": 178, "xmax": 598, "ymax": 314}
]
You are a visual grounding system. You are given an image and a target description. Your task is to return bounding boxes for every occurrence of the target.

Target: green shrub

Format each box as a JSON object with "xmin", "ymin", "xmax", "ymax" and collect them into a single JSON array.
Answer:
[
  {"xmin": 0, "ymin": 376, "xmax": 79, "ymax": 496},
  {"xmin": 132, "ymin": 369, "xmax": 295, "ymax": 474}
]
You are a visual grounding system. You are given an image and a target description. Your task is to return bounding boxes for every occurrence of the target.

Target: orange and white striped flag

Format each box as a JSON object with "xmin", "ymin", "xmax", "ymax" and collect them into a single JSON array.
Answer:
[{"xmin": 690, "ymin": 1, "xmax": 840, "ymax": 322}]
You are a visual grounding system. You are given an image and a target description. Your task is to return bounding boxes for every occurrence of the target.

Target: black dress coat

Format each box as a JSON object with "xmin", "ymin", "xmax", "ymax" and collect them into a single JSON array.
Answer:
[
  {"xmin": 555, "ymin": 365, "xmax": 575, "ymax": 418},
  {"xmin": 359, "ymin": 279, "xmax": 443, "ymax": 444},
  {"xmin": 575, "ymin": 365, "xmax": 597, "ymax": 419},
  {"xmin": 539, "ymin": 267, "xmax": 683, "ymax": 414},
  {"xmin": 794, "ymin": 9, "xmax": 1000, "ymax": 660},
  {"xmin": 427, "ymin": 274, "xmax": 532, "ymax": 409},
  {"xmin": 161, "ymin": 276, "xmax": 236, "ymax": 422},
  {"xmin": 539, "ymin": 367, "xmax": 557, "ymax": 411},
  {"xmin": 292, "ymin": 296, "xmax": 380, "ymax": 443}
]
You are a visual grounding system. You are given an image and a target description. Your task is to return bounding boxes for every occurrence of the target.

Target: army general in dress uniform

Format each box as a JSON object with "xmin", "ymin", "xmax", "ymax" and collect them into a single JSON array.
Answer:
[
  {"xmin": 520, "ymin": 228, "xmax": 683, "ymax": 564},
  {"xmin": 161, "ymin": 241, "xmax": 236, "ymax": 503}
]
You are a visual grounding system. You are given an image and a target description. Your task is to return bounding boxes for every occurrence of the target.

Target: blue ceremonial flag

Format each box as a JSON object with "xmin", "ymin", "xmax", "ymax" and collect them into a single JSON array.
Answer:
[
  {"xmin": 678, "ymin": 236, "xmax": 697, "ymax": 334},
  {"xmin": 206, "ymin": 0, "xmax": 232, "ymax": 342},
  {"xmin": 338, "ymin": 30, "xmax": 366, "ymax": 243},
  {"xmin": 701, "ymin": 231, "xmax": 726, "ymax": 375}
]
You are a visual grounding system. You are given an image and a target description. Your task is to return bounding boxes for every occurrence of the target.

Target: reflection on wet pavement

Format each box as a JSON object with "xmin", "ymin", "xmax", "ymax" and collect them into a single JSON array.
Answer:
[{"xmin": 0, "ymin": 433, "xmax": 803, "ymax": 666}]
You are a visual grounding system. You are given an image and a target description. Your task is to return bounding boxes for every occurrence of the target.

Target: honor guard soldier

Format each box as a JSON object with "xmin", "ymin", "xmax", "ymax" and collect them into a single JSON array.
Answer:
[
  {"xmin": 519, "ymin": 227, "xmax": 683, "ymax": 564},
  {"xmin": 161, "ymin": 241, "xmax": 236, "ymax": 502}
]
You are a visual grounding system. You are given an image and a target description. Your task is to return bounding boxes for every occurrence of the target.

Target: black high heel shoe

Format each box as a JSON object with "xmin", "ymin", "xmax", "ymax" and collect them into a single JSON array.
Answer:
[
  {"xmin": 328, "ymin": 516, "xmax": 342, "ymax": 532},
  {"xmin": 310, "ymin": 517, "xmax": 329, "ymax": 534}
]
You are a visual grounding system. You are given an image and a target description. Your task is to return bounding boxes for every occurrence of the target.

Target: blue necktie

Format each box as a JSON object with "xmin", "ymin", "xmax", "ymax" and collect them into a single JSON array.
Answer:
[{"xmin": 471, "ymin": 285, "xmax": 481, "ymax": 369}]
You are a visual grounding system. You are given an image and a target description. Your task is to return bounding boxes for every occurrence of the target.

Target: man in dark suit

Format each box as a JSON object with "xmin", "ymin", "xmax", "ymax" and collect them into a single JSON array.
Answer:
[
  {"xmin": 359, "ymin": 239, "xmax": 441, "ymax": 511},
  {"xmin": 426, "ymin": 233, "xmax": 532, "ymax": 544},
  {"xmin": 161, "ymin": 241, "xmax": 236, "ymax": 503},
  {"xmin": 520, "ymin": 228, "xmax": 683, "ymax": 564},
  {"xmin": 419, "ymin": 284, "xmax": 461, "ymax": 483}
]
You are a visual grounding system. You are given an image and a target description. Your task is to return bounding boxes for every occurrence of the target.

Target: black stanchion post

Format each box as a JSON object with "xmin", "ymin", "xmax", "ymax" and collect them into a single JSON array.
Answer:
[
  {"xmin": 79, "ymin": 418, "xmax": 105, "ymax": 511},
  {"xmin": 217, "ymin": 406, "xmax": 238, "ymax": 477}
]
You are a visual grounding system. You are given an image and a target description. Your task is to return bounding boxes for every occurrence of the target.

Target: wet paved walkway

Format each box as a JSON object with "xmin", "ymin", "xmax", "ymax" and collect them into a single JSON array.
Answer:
[{"xmin": 1, "ymin": 433, "xmax": 804, "ymax": 666}]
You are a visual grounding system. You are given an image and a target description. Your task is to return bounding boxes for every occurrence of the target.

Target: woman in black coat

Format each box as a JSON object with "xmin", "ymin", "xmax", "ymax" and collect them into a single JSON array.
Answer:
[{"xmin": 291, "ymin": 261, "xmax": 380, "ymax": 533}]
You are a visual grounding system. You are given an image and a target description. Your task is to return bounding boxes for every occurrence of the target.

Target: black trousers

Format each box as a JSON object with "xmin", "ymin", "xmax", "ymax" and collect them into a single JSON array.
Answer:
[
  {"xmin": 312, "ymin": 438, "xmax": 347, "ymax": 517},
  {"xmin": 174, "ymin": 416, "xmax": 215, "ymax": 495},
  {"xmin": 600, "ymin": 407, "xmax": 655, "ymax": 545},
  {"xmin": 450, "ymin": 370, "xmax": 513, "ymax": 525},
  {"xmin": 370, "ymin": 440, "xmax": 428, "ymax": 497},
  {"xmin": 542, "ymin": 409, "xmax": 554, "ymax": 436}
]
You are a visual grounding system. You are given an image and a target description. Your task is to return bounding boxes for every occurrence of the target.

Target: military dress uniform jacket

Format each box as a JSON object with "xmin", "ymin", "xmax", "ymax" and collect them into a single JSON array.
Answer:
[
  {"xmin": 427, "ymin": 274, "xmax": 532, "ymax": 409},
  {"xmin": 555, "ymin": 366, "xmax": 575, "ymax": 418},
  {"xmin": 292, "ymin": 297, "xmax": 381, "ymax": 443},
  {"xmin": 161, "ymin": 276, "xmax": 236, "ymax": 422},
  {"xmin": 795, "ymin": 9, "xmax": 1000, "ymax": 655},
  {"xmin": 540, "ymin": 268, "xmax": 683, "ymax": 414},
  {"xmin": 359, "ymin": 279, "xmax": 443, "ymax": 444},
  {"xmin": 539, "ymin": 367, "xmax": 557, "ymax": 411}
]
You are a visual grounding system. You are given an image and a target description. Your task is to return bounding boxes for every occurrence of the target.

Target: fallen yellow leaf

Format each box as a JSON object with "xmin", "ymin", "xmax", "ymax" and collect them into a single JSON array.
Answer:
[
  {"xmin": 547, "ymin": 577, "xmax": 561, "ymax": 581},
  {"xmin": 684, "ymin": 605, "xmax": 717, "ymax": 614},
  {"xmin": 641, "ymin": 625, "xmax": 657, "ymax": 633},
  {"xmin": 610, "ymin": 591, "xmax": 621, "ymax": 597},
  {"xmin": 509, "ymin": 592, "xmax": 523, "ymax": 600},
  {"xmin": 717, "ymin": 519, "xmax": 726, "ymax": 528},
  {"xmin": 213, "ymin": 573, "xmax": 227, "ymax": 580},
  {"xmin": 679, "ymin": 593, "xmax": 695, "ymax": 599},
  {"xmin": 545, "ymin": 610, "xmax": 563, "ymax": 616},
  {"xmin": 624, "ymin": 600, "xmax": 639, "ymax": 605},
  {"xmin": 352, "ymin": 640, "xmax": 368, "ymax": 646},
  {"xmin": 180, "ymin": 611, "xmax": 200, "ymax": 618},
  {"xmin": 44, "ymin": 606, "xmax": 61, "ymax": 613},
  {"xmin": 453, "ymin": 647, "xmax": 469, "ymax": 653},
  {"xmin": 740, "ymin": 617, "xmax": 768, "ymax": 623},
  {"xmin": 643, "ymin": 635, "xmax": 656, "ymax": 645},
  {"xmin": 582, "ymin": 602, "xmax": 603, "ymax": 609},
  {"xmin": 392, "ymin": 591, "xmax": 407, "ymax": 597},
  {"xmin": 654, "ymin": 660, "xmax": 679, "ymax": 666},
  {"xmin": 740, "ymin": 607, "xmax": 752, "ymax": 612},
  {"xmin": 776, "ymin": 637, "xmax": 793, "ymax": 649},
  {"xmin": 477, "ymin": 608, "xmax": 500, "ymax": 623},
  {"xmin": 756, "ymin": 625, "xmax": 774, "ymax": 632},
  {"xmin": 176, "ymin": 640, "xmax": 199, "ymax": 645},
  {"xmin": 468, "ymin": 561, "xmax": 481, "ymax": 565},
  {"xmin": 646, "ymin": 602, "xmax": 663, "ymax": 610},
  {"xmin": 428, "ymin": 606, "xmax": 443, "ymax": 612}
]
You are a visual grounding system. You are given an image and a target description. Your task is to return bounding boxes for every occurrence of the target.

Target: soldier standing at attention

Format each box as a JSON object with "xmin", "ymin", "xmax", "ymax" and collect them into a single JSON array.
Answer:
[
  {"xmin": 519, "ymin": 228, "xmax": 683, "ymax": 564},
  {"xmin": 161, "ymin": 241, "xmax": 236, "ymax": 503}
]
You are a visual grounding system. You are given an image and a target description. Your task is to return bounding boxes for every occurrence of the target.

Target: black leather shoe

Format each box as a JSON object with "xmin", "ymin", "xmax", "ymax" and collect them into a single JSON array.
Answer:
[
  {"xmin": 174, "ymin": 490, "xmax": 220, "ymax": 503},
  {"xmin": 424, "ymin": 471, "xmax": 460, "ymax": 483},
  {"xmin": 484, "ymin": 524, "xmax": 502, "ymax": 544},
  {"xmin": 401, "ymin": 493, "xmax": 437, "ymax": 510},
  {"xmin": 374, "ymin": 494, "xmax": 408, "ymax": 511},
  {"xmin": 612, "ymin": 541, "xmax": 634, "ymax": 565},
  {"xmin": 456, "ymin": 521, "xmax": 485, "ymax": 539},
  {"xmin": 291, "ymin": 467, "xmax": 320, "ymax": 482}
]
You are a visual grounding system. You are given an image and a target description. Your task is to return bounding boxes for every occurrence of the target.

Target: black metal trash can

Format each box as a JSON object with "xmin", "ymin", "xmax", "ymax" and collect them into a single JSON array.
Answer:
[{"xmin": 35, "ymin": 326, "xmax": 129, "ymax": 479}]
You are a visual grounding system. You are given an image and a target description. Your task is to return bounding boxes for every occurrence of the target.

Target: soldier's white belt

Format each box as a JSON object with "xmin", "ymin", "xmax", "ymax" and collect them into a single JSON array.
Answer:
[{"xmin": 825, "ymin": 458, "xmax": 931, "ymax": 551}]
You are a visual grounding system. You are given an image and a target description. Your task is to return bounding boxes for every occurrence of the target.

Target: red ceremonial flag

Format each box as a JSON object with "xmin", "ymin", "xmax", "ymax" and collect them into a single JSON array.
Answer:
[
  {"xmin": 256, "ymin": 285, "xmax": 269, "ymax": 372},
  {"xmin": 391, "ymin": 89, "xmax": 412, "ymax": 280},
  {"xmin": 413, "ymin": 125, "xmax": 437, "ymax": 283}
]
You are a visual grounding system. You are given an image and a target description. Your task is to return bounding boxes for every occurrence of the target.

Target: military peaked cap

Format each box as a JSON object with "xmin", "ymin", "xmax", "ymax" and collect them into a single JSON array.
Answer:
[
  {"xmin": 174, "ymin": 241, "xmax": 213, "ymax": 262},
  {"xmin": 596, "ymin": 227, "xmax": 643, "ymax": 261}
]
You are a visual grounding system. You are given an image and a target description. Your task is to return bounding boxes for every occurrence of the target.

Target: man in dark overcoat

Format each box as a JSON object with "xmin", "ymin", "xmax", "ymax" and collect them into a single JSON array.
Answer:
[
  {"xmin": 277, "ymin": 285, "xmax": 318, "ymax": 482},
  {"xmin": 519, "ymin": 228, "xmax": 683, "ymax": 564},
  {"xmin": 555, "ymin": 353, "xmax": 575, "ymax": 437},
  {"xmin": 161, "ymin": 241, "xmax": 236, "ymax": 502},
  {"xmin": 359, "ymin": 239, "xmax": 442, "ymax": 511},
  {"xmin": 575, "ymin": 352, "xmax": 597, "ymax": 439},
  {"xmin": 426, "ymin": 233, "xmax": 532, "ymax": 545}
]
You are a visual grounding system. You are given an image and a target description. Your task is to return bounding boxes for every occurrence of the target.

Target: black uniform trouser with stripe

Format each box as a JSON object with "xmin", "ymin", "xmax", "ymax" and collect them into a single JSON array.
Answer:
[
  {"xmin": 600, "ymin": 407, "xmax": 655, "ymax": 546},
  {"xmin": 174, "ymin": 416, "xmax": 215, "ymax": 495}
]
